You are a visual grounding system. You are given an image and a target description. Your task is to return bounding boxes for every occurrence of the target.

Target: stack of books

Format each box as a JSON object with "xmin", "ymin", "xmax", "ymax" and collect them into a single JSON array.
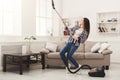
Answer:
[{"xmin": 98, "ymin": 27, "xmax": 108, "ymax": 32}]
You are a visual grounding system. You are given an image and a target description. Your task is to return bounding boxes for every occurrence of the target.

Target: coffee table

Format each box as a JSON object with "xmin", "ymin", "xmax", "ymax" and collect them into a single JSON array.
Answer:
[{"xmin": 3, "ymin": 53, "xmax": 45, "ymax": 75}]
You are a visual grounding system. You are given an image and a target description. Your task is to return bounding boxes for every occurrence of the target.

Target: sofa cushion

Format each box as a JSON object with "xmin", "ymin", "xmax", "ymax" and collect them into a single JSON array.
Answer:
[
  {"xmin": 85, "ymin": 41, "xmax": 97, "ymax": 52},
  {"xmin": 47, "ymin": 52, "xmax": 60, "ymax": 59},
  {"xmin": 76, "ymin": 43, "xmax": 85, "ymax": 52},
  {"xmin": 45, "ymin": 42, "xmax": 58, "ymax": 52},
  {"xmin": 85, "ymin": 52, "xmax": 104, "ymax": 59},
  {"xmin": 73, "ymin": 52, "xmax": 85, "ymax": 59},
  {"xmin": 47, "ymin": 52, "xmax": 85, "ymax": 59},
  {"xmin": 53, "ymin": 41, "xmax": 66, "ymax": 52}
]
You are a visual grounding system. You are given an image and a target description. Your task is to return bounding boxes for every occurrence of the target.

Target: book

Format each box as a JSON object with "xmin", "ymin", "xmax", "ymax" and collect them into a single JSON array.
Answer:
[{"xmin": 98, "ymin": 27, "xmax": 103, "ymax": 32}]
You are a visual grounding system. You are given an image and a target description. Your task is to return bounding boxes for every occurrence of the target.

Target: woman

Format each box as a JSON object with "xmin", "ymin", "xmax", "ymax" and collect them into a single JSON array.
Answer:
[{"xmin": 60, "ymin": 18, "xmax": 90, "ymax": 70}]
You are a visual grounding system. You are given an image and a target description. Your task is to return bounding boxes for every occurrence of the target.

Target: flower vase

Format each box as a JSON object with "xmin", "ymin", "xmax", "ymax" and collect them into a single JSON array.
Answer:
[
  {"xmin": 27, "ymin": 40, "xmax": 32, "ymax": 54},
  {"xmin": 22, "ymin": 45, "xmax": 27, "ymax": 55}
]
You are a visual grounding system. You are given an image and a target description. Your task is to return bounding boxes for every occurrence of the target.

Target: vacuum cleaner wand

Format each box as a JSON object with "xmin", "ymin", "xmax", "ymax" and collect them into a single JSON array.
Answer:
[
  {"xmin": 52, "ymin": 0, "xmax": 55, "ymax": 9},
  {"xmin": 51, "ymin": 0, "xmax": 67, "ymax": 27}
]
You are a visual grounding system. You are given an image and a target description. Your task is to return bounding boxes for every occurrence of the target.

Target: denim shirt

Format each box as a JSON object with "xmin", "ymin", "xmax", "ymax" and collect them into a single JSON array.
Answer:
[{"xmin": 65, "ymin": 25, "xmax": 88, "ymax": 46}]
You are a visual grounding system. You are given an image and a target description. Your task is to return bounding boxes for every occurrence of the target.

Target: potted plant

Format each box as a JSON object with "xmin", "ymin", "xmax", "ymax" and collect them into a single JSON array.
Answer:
[{"xmin": 24, "ymin": 36, "xmax": 37, "ymax": 54}]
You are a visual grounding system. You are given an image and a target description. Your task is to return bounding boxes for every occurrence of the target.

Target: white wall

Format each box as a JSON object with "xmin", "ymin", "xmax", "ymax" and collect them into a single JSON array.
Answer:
[
  {"xmin": 22, "ymin": 0, "xmax": 36, "ymax": 36},
  {"xmin": 62, "ymin": 0, "xmax": 120, "ymax": 62}
]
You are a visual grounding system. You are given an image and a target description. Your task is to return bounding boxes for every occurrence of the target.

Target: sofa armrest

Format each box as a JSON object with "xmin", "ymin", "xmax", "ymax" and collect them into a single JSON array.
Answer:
[
  {"xmin": 40, "ymin": 48, "xmax": 50, "ymax": 54},
  {"xmin": 102, "ymin": 49, "xmax": 112, "ymax": 55}
]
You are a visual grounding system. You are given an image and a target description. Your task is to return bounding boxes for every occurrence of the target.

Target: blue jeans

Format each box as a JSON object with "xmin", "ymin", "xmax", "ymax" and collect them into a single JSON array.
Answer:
[{"xmin": 60, "ymin": 42, "xmax": 79, "ymax": 68}]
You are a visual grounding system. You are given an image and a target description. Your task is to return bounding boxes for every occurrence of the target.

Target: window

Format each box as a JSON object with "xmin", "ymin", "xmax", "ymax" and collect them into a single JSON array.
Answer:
[
  {"xmin": 36, "ymin": 0, "xmax": 53, "ymax": 36},
  {"xmin": 0, "ymin": 0, "xmax": 21, "ymax": 36}
]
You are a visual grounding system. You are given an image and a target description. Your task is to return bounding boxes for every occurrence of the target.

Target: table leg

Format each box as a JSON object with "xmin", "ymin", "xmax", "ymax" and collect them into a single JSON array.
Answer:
[
  {"xmin": 36, "ymin": 55, "xmax": 38, "ymax": 62},
  {"xmin": 41, "ymin": 54, "xmax": 45, "ymax": 69},
  {"xmin": 3, "ymin": 55, "xmax": 6, "ymax": 72},
  {"xmin": 19, "ymin": 56, "xmax": 23, "ymax": 75},
  {"xmin": 27, "ymin": 56, "xmax": 30, "ymax": 68}
]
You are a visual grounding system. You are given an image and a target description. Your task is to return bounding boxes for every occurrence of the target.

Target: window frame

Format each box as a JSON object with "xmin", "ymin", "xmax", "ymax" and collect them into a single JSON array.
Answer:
[{"xmin": 36, "ymin": 0, "xmax": 53, "ymax": 37}]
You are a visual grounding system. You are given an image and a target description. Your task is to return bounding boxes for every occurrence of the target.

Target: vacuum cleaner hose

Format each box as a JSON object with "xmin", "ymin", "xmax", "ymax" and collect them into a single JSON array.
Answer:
[{"xmin": 66, "ymin": 64, "xmax": 92, "ymax": 74}]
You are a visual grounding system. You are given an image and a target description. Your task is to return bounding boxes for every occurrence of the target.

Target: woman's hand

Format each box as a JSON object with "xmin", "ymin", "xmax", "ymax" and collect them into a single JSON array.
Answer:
[{"xmin": 72, "ymin": 36, "xmax": 78, "ymax": 43}]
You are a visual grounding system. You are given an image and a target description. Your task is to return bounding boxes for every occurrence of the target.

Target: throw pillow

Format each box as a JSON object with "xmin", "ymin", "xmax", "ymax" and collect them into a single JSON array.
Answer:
[
  {"xmin": 45, "ymin": 42, "xmax": 58, "ymax": 52},
  {"xmin": 91, "ymin": 43, "xmax": 101, "ymax": 53},
  {"xmin": 40, "ymin": 48, "xmax": 50, "ymax": 53},
  {"xmin": 98, "ymin": 43, "xmax": 110, "ymax": 53}
]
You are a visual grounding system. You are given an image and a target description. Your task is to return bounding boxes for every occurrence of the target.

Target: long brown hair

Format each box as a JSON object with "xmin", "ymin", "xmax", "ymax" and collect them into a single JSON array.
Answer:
[{"xmin": 84, "ymin": 18, "xmax": 90, "ymax": 38}]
